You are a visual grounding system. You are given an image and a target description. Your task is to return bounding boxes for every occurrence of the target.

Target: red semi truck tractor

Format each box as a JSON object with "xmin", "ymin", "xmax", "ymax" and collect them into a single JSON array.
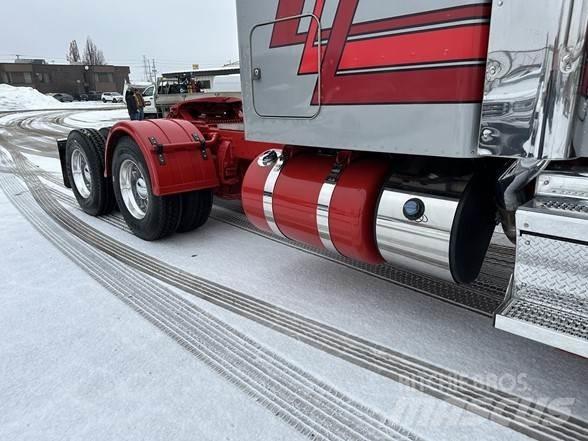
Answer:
[{"xmin": 57, "ymin": 0, "xmax": 588, "ymax": 357}]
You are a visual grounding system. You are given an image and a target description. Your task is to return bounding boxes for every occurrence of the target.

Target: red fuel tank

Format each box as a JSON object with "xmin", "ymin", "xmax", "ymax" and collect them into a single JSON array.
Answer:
[{"xmin": 242, "ymin": 149, "xmax": 389, "ymax": 264}]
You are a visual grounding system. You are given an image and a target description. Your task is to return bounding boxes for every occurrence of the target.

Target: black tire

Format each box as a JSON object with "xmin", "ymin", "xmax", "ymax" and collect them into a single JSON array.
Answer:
[
  {"xmin": 112, "ymin": 137, "xmax": 182, "ymax": 241},
  {"xmin": 177, "ymin": 190, "xmax": 213, "ymax": 233},
  {"xmin": 65, "ymin": 128, "xmax": 116, "ymax": 216},
  {"xmin": 102, "ymin": 99, "xmax": 107, "ymax": 103},
  {"xmin": 98, "ymin": 127, "xmax": 111, "ymax": 140}
]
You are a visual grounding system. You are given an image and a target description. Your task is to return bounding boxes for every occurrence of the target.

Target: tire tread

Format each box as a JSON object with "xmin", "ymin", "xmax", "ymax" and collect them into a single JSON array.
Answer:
[
  {"xmin": 112, "ymin": 137, "xmax": 182, "ymax": 241},
  {"xmin": 66, "ymin": 128, "xmax": 115, "ymax": 216},
  {"xmin": 177, "ymin": 190, "xmax": 213, "ymax": 233}
]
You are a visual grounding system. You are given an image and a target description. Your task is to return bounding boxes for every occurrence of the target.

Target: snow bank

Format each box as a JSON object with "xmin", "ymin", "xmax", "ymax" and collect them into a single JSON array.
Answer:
[{"xmin": 0, "ymin": 84, "xmax": 63, "ymax": 111}]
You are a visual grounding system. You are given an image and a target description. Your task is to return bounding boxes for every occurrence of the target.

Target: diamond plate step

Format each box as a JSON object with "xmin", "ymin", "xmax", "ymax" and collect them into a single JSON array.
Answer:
[
  {"xmin": 496, "ymin": 297, "xmax": 588, "ymax": 357},
  {"xmin": 495, "ymin": 172, "xmax": 588, "ymax": 357}
]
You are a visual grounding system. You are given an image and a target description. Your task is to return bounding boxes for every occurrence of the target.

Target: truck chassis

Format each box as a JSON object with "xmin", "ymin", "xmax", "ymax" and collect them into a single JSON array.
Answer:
[{"xmin": 56, "ymin": 0, "xmax": 588, "ymax": 358}]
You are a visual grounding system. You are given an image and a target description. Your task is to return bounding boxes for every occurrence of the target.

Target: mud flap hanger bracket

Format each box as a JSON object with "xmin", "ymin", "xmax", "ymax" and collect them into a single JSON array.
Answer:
[{"xmin": 148, "ymin": 133, "xmax": 208, "ymax": 165}]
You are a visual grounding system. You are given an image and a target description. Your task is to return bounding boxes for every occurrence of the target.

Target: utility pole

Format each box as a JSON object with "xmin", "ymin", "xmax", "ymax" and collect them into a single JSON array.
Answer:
[
  {"xmin": 143, "ymin": 55, "xmax": 151, "ymax": 82},
  {"xmin": 151, "ymin": 59, "xmax": 157, "ymax": 84}
]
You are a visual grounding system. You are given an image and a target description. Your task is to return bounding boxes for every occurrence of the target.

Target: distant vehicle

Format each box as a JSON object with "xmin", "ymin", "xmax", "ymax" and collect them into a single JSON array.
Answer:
[
  {"xmin": 122, "ymin": 82, "xmax": 157, "ymax": 118},
  {"xmin": 87, "ymin": 91, "xmax": 102, "ymax": 101},
  {"xmin": 209, "ymin": 74, "xmax": 241, "ymax": 94},
  {"xmin": 102, "ymin": 92, "xmax": 123, "ymax": 103},
  {"xmin": 154, "ymin": 70, "xmax": 241, "ymax": 117},
  {"xmin": 47, "ymin": 93, "xmax": 74, "ymax": 103}
]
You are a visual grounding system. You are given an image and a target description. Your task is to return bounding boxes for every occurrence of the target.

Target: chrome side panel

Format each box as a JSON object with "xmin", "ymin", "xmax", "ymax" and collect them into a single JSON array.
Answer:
[{"xmin": 480, "ymin": 0, "xmax": 588, "ymax": 159}]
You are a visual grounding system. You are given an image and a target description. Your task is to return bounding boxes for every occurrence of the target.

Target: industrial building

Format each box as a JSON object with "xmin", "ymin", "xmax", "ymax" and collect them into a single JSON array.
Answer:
[{"xmin": 0, "ymin": 60, "xmax": 130, "ymax": 98}]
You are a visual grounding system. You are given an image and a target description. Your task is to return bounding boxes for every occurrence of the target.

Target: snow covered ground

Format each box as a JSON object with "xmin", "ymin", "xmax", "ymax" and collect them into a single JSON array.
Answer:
[
  {"xmin": 63, "ymin": 109, "xmax": 129, "ymax": 128},
  {"xmin": 0, "ymin": 84, "xmax": 124, "ymax": 112},
  {"xmin": 0, "ymin": 108, "xmax": 587, "ymax": 441}
]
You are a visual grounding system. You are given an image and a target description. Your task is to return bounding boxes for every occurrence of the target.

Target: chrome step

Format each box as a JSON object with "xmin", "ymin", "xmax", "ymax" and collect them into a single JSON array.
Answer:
[
  {"xmin": 496, "ymin": 296, "xmax": 588, "ymax": 358},
  {"xmin": 495, "ymin": 172, "xmax": 588, "ymax": 357}
]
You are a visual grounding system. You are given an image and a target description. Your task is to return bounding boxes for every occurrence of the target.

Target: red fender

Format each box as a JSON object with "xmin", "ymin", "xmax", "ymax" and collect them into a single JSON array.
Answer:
[{"xmin": 104, "ymin": 119, "xmax": 219, "ymax": 196}]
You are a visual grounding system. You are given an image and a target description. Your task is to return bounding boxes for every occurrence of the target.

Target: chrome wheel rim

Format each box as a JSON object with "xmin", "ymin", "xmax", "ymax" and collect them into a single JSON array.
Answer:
[
  {"xmin": 119, "ymin": 159, "xmax": 149, "ymax": 219},
  {"xmin": 71, "ymin": 146, "xmax": 92, "ymax": 199}
]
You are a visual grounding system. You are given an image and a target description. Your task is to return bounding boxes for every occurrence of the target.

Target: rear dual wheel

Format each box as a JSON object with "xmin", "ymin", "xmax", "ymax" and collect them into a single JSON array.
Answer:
[
  {"xmin": 177, "ymin": 190, "xmax": 213, "ymax": 233},
  {"xmin": 112, "ymin": 137, "xmax": 213, "ymax": 241},
  {"xmin": 66, "ymin": 129, "xmax": 116, "ymax": 216}
]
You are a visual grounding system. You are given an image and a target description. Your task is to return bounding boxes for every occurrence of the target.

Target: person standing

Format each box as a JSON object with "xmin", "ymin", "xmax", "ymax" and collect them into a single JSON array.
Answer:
[
  {"xmin": 125, "ymin": 88, "xmax": 138, "ymax": 120},
  {"xmin": 134, "ymin": 89, "xmax": 146, "ymax": 121}
]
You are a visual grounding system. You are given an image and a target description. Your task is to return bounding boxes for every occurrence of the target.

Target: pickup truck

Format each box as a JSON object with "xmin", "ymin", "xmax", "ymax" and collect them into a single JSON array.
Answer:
[{"xmin": 154, "ymin": 73, "xmax": 241, "ymax": 117}]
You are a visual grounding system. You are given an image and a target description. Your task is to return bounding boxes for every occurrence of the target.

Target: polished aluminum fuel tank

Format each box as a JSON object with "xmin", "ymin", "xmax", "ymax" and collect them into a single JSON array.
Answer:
[{"xmin": 375, "ymin": 170, "xmax": 496, "ymax": 284}]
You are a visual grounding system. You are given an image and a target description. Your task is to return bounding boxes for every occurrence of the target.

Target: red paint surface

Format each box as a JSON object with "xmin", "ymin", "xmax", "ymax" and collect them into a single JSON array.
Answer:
[
  {"xmin": 314, "ymin": 0, "xmax": 488, "ymax": 104},
  {"xmin": 272, "ymin": 153, "xmax": 333, "ymax": 248},
  {"xmin": 270, "ymin": 0, "xmax": 307, "ymax": 48},
  {"xmin": 242, "ymin": 151, "xmax": 390, "ymax": 264},
  {"xmin": 347, "ymin": 4, "xmax": 491, "ymax": 38},
  {"xmin": 270, "ymin": 0, "xmax": 491, "ymax": 50},
  {"xmin": 105, "ymin": 119, "xmax": 219, "ymax": 196},
  {"xmin": 329, "ymin": 158, "xmax": 389, "ymax": 264},
  {"xmin": 339, "ymin": 25, "xmax": 489, "ymax": 71},
  {"xmin": 241, "ymin": 151, "xmax": 277, "ymax": 233},
  {"xmin": 298, "ymin": 0, "xmax": 327, "ymax": 75},
  {"xmin": 270, "ymin": 0, "xmax": 491, "ymax": 104},
  {"xmin": 314, "ymin": 65, "xmax": 487, "ymax": 105}
]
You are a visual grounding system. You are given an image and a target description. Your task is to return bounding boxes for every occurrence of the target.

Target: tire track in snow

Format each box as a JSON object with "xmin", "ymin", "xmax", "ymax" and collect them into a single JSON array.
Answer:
[
  {"xmin": 1, "ymin": 172, "xmax": 423, "ymax": 441},
  {"xmin": 5, "ymin": 146, "xmax": 588, "ymax": 441},
  {"xmin": 47, "ymin": 182, "xmax": 510, "ymax": 317}
]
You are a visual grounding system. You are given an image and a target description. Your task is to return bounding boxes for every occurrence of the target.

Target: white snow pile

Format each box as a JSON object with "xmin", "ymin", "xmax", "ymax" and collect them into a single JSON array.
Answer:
[{"xmin": 0, "ymin": 84, "xmax": 63, "ymax": 111}]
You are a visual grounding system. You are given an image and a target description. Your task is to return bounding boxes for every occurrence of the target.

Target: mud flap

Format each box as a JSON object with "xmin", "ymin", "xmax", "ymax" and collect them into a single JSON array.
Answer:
[{"xmin": 56, "ymin": 138, "xmax": 71, "ymax": 188}]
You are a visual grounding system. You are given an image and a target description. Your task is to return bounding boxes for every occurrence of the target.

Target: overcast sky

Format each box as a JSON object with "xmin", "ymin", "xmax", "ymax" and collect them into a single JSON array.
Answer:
[{"xmin": 0, "ymin": 0, "xmax": 239, "ymax": 80}]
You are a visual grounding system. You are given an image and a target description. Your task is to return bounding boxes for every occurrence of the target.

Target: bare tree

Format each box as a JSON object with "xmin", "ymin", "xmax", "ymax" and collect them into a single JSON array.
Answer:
[
  {"xmin": 82, "ymin": 37, "xmax": 106, "ymax": 66},
  {"xmin": 66, "ymin": 40, "xmax": 81, "ymax": 64}
]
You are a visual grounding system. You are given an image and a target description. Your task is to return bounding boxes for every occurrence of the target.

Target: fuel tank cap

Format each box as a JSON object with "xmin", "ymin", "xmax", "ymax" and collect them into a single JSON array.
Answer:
[{"xmin": 403, "ymin": 198, "xmax": 425, "ymax": 221}]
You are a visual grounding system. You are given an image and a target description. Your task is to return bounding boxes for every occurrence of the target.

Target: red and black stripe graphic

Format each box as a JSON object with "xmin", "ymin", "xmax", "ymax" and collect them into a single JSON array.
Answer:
[{"xmin": 270, "ymin": 0, "xmax": 491, "ymax": 105}]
